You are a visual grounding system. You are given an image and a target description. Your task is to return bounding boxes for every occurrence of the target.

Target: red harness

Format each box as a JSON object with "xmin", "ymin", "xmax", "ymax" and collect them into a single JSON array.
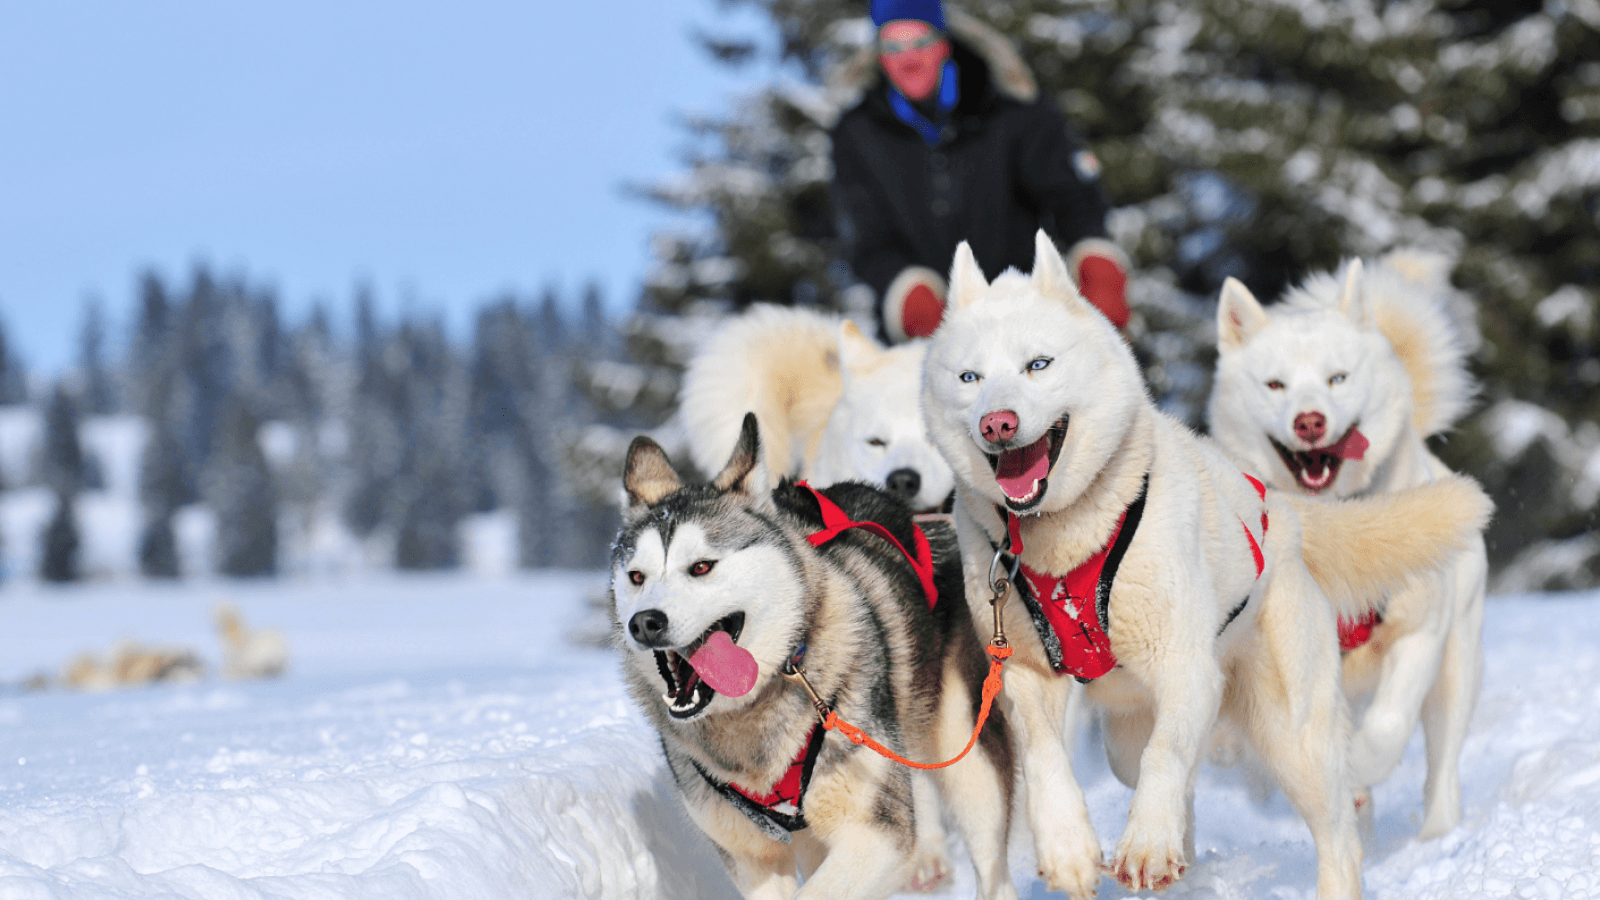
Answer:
[
  {"xmin": 796, "ymin": 481, "xmax": 938, "ymax": 608},
  {"xmin": 1339, "ymin": 610, "xmax": 1382, "ymax": 651},
  {"xmin": 1007, "ymin": 473, "xmax": 1268, "ymax": 682}
]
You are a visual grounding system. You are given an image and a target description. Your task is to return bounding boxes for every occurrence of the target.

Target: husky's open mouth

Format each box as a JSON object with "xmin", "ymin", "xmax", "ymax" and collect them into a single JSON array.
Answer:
[
  {"xmin": 1270, "ymin": 426, "xmax": 1369, "ymax": 493},
  {"xmin": 653, "ymin": 612, "xmax": 747, "ymax": 719},
  {"xmin": 985, "ymin": 416, "xmax": 1069, "ymax": 511}
]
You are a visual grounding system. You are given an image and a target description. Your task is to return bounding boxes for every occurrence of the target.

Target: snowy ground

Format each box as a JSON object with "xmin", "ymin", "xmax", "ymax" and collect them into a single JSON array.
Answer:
[{"xmin": 0, "ymin": 573, "xmax": 1597, "ymax": 899}]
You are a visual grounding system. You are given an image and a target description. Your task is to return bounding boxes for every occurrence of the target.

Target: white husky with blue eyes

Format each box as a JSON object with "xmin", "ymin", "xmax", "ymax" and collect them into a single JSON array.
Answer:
[
  {"xmin": 1208, "ymin": 251, "xmax": 1490, "ymax": 839},
  {"xmin": 920, "ymin": 232, "xmax": 1492, "ymax": 900}
]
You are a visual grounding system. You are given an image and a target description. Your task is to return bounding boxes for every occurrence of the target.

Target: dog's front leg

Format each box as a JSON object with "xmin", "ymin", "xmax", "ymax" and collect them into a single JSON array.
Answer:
[
  {"xmin": 790, "ymin": 824, "xmax": 909, "ymax": 900},
  {"xmin": 1348, "ymin": 583, "xmax": 1450, "ymax": 790},
  {"xmin": 1002, "ymin": 660, "xmax": 1102, "ymax": 900},
  {"xmin": 723, "ymin": 843, "xmax": 801, "ymax": 900},
  {"xmin": 1109, "ymin": 653, "xmax": 1222, "ymax": 892}
]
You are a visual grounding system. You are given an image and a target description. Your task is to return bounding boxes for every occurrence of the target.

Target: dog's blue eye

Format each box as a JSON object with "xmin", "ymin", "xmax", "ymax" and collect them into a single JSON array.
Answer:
[
  {"xmin": 689, "ymin": 560, "xmax": 716, "ymax": 577},
  {"xmin": 959, "ymin": 371, "xmax": 979, "ymax": 383},
  {"xmin": 1028, "ymin": 357, "xmax": 1052, "ymax": 372},
  {"xmin": 1329, "ymin": 373, "xmax": 1347, "ymax": 386}
]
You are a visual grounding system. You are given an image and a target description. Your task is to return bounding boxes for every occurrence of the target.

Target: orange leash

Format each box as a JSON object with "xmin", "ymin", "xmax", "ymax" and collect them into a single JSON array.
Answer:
[{"xmin": 782, "ymin": 572, "xmax": 1014, "ymax": 771}]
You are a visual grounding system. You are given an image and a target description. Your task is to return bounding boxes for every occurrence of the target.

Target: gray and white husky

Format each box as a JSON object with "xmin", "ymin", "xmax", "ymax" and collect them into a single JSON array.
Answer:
[
  {"xmin": 610, "ymin": 414, "xmax": 1016, "ymax": 900},
  {"xmin": 1209, "ymin": 251, "xmax": 1490, "ymax": 838}
]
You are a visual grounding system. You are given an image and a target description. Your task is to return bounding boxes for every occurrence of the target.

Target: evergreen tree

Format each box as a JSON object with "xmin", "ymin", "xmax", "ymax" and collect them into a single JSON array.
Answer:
[
  {"xmin": 39, "ymin": 491, "xmax": 80, "ymax": 583},
  {"xmin": 39, "ymin": 379, "xmax": 87, "ymax": 582},
  {"xmin": 39, "ymin": 384, "xmax": 85, "ymax": 497},
  {"xmin": 0, "ymin": 316, "xmax": 27, "ymax": 405},
  {"xmin": 77, "ymin": 296, "xmax": 117, "ymax": 415},
  {"xmin": 137, "ymin": 416, "xmax": 187, "ymax": 578},
  {"xmin": 203, "ymin": 400, "xmax": 277, "ymax": 577}
]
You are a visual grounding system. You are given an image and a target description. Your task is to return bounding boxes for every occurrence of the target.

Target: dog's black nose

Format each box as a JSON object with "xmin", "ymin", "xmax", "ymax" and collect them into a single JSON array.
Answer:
[
  {"xmin": 886, "ymin": 468, "xmax": 921, "ymax": 503},
  {"xmin": 629, "ymin": 609, "xmax": 671, "ymax": 648}
]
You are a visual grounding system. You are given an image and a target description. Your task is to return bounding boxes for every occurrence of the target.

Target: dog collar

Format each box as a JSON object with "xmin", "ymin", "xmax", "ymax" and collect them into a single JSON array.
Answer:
[
  {"xmin": 796, "ymin": 481, "xmax": 938, "ymax": 608},
  {"xmin": 693, "ymin": 723, "xmax": 826, "ymax": 842}
]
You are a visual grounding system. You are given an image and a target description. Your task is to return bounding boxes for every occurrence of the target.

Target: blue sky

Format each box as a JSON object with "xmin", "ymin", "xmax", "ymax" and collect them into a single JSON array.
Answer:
[{"xmin": 0, "ymin": 0, "xmax": 777, "ymax": 375}]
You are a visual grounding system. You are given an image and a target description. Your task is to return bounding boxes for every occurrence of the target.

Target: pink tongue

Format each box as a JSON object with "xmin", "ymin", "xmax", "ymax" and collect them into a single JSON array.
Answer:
[
  {"xmin": 996, "ymin": 435, "xmax": 1051, "ymax": 501},
  {"xmin": 689, "ymin": 631, "xmax": 759, "ymax": 698},
  {"xmin": 1327, "ymin": 428, "xmax": 1369, "ymax": 460}
]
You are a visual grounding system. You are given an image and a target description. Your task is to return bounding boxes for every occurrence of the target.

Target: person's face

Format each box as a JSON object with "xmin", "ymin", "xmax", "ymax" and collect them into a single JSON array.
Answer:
[{"xmin": 877, "ymin": 20, "xmax": 950, "ymax": 102}]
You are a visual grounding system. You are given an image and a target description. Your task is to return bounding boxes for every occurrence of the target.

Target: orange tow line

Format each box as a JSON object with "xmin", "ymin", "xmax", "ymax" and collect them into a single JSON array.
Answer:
[{"xmin": 782, "ymin": 570, "xmax": 1013, "ymax": 771}]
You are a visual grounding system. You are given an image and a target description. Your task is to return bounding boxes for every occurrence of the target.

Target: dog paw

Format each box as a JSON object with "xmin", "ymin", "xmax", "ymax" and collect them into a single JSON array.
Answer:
[
  {"xmin": 1111, "ymin": 833, "xmax": 1188, "ymax": 892},
  {"xmin": 1034, "ymin": 828, "xmax": 1103, "ymax": 900},
  {"xmin": 906, "ymin": 849, "xmax": 951, "ymax": 893}
]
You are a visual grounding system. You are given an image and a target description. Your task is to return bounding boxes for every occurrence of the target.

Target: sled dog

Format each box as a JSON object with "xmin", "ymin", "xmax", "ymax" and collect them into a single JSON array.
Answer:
[
  {"xmin": 680, "ymin": 304, "xmax": 955, "ymax": 512},
  {"xmin": 610, "ymin": 414, "xmax": 1016, "ymax": 899},
  {"xmin": 1208, "ymin": 250, "xmax": 1490, "ymax": 838},
  {"xmin": 920, "ymin": 232, "xmax": 1492, "ymax": 899}
]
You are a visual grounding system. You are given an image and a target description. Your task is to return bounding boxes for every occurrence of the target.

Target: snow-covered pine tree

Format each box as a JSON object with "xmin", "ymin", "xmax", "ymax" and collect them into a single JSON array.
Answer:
[
  {"xmin": 0, "ymin": 315, "xmax": 27, "ymax": 406},
  {"xmin": 388, "ymin": 318, "xmax": 470, "ymax": 570},
  {"xmin": 76, "ymin": 296, "xmax": 118, "ymax": 416},
  {"xmin": 137, "ymin": 420, "xmax": 184, "ymax": 580},
  {"xmin": 203, "ymin": 399, "xmax": 277, "ymax": 577},
  {"xmin": 341, "ymin": 290, "xmax": 404, "ymax": 538},
  {"xmin": 587, "ymin": 0, "xmax": 1597, "ymax": 586},
  {"xmin": 39, "ymin": 492, "xmax": 80, "ymax": 583},
  {"xmin": 38, "ymin": 385, "xmax": 85, "ymax": 582}
]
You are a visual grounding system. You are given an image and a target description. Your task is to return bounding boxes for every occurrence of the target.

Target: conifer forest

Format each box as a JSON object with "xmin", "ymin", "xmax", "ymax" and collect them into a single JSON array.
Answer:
[{"xmin": 2, "ymin": 0, "xmax": 1596, "ymax": 590}]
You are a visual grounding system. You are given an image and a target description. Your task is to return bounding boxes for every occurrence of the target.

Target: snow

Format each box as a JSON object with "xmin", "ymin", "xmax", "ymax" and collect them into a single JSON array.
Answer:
[{"xmin": 0, "ymin": 569, "xmax": 1597, "ymax": 899}]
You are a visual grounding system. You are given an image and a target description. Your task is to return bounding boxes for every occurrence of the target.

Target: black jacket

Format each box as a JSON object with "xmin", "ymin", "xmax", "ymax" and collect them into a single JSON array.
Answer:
[{"xmin": 830, "ymin": 37, "xmax": 1112, "ymax": 329}]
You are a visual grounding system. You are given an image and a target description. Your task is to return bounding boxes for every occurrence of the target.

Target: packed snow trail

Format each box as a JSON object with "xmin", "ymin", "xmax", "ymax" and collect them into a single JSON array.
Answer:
[{"xmin": 0, "ymin": 575, "xmax": 1595, "ymax": 898}]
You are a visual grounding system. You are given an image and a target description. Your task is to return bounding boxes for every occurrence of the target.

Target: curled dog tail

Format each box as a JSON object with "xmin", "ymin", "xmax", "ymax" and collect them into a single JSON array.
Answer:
[
  {"xmin": 679, "ymin": 304, "xmax": 843, "ymax": 479},
  {"xmin": 1286, "ymin": 474, "xmax": 1493, "ymax": 616}
]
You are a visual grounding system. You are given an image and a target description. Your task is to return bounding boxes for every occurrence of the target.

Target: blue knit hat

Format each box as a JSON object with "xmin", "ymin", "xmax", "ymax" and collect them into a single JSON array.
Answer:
[{"xmin": 870, "ymin": 0, "xmax": 946, "ymax": 30}]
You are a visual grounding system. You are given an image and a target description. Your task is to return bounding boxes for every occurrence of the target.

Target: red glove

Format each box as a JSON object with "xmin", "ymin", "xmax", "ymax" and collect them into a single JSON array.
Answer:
[
  {"xmin": 900, "ymin": 283, "xmax": 944, "ymax": 339},
  {"xmin": 882, "ymin": 266, "xmax": 948, "ymax": 343},
  {"xmin": 1076, "ymin": 253, "xmax": 1129, "ymax": 329}
]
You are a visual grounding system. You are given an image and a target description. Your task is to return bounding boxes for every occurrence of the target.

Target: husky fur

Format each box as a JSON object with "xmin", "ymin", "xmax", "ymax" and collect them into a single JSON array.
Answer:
[
  {"xmin": 610, "ymin": 414, "xmax": 1016, "ymax": 899},
  {"xmin": 679, "ymin": 304, "xmax": 955, "ymax": 513},
  {"xmin": 1208, "ymin": 250, "xmax": 1491, "ymax": 839},
  {"xmin": 920, "ymin": 232, "xmax": 1493, "ymax": 899}
]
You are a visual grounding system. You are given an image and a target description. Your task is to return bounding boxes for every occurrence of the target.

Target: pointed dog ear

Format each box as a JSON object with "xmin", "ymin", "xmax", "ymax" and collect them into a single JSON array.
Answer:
[
  {"xmin": 712, "ymin": 412, "xmax": 773, "ymax": 498},
  {"xmin": 1031, "ymin": 230, "xmax": 1077, "ymax": 302},
  {"xmin": 1337, "ymin": 258, "xmax": 1370, "ymax": 327},
  {"xmin": 622, "ymin": 435, "xmax": 682, "ymax": 515},
  {"xmin": 1216, "ymin": 277, "xmax": 1270, "ymax": 352},
  {"xmin": 949, "ymin": 241, "xmax": 988, "ymax": 310},
  {"xmin": 838, "ymin": 319, "xmax": 881, "ymax": 386}
]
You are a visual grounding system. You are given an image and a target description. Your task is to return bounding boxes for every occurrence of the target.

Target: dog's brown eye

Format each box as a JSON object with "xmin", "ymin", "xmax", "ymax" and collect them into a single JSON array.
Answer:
[
  {"xmin": 868, "ymin": 438, "xmax": 887, "ymax": 447},
  {"xmin": 689, "ymin": 560, "xmax": 716, "ymax": 577},
  {"xmin": 1266, "ymin": 380, "xmax": 1285, "ymax": 391},
  {"xmin": 1329, "ymin": 373, "xmax": 1347, "ymax": 386},
  {"xmin": 628, "ymin": 570, "xmax": 645, "ymax": 585}
]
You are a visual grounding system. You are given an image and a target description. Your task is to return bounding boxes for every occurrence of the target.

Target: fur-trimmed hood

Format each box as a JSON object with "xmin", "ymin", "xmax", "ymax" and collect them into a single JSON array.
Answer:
[{"xmin": 823, "ymin": 7, "xmax": 1037, "ymax": 126}]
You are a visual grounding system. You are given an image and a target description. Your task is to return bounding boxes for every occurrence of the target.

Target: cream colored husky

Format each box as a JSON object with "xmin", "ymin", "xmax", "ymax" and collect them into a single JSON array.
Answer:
[
  {"xmin": 920, "ymin": 232, "xmax": 1491, "ymax": 899},
  {"xmin": 1209, "ymin": 250, "xmax": 1490, "ymax": 838},
  {"xmin": 679, "ymin": 304, "xmax": 954, "ymax": 513}
]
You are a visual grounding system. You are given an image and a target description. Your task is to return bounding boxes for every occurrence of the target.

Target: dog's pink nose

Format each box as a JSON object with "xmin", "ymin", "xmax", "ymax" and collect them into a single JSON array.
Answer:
[
  {"xmin": 1294, "ymin": 411, "xmax": 1326, "ymax": 445},
  {"xmin": 980, "ymin": 410, "xmax": 1019, "ymax": 444}
]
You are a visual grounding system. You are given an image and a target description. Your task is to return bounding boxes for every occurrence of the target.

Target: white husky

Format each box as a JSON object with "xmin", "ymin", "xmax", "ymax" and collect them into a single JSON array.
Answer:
[
  {"xmin": 921, "ymin": 232, "xmax": 1492, "ymax": 899},
  {"xmin": 680, "ymin": 304, "xmax": 954, "ymax": 513},
  {"xmin": 1208, "ymin": 250, "xmax": 1489, "ymax": 838}
]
